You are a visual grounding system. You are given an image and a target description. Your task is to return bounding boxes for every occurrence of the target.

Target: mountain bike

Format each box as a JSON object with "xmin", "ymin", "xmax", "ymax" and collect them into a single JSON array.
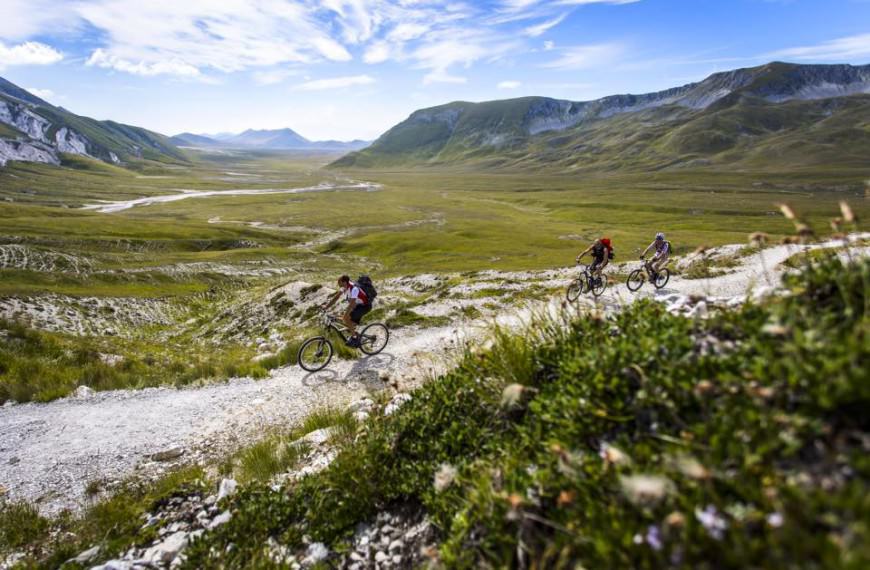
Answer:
[
  {"xmin": 627, "ymin": 259, "xmax": 671, "ymax": 292},
  {"xmin": 566, "ymin": 263, "xmax": 608, "ymax": 301},
  {"xmin": 297, "ymin": 311, "xmax": 390, "ymax": 372}
]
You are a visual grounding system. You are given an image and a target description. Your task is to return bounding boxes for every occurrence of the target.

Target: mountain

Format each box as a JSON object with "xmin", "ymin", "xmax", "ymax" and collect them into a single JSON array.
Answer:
[
  {"xmin": 173, "ymin": 128, "xmax": 370, "ymax": 151},
  {"xmin": 332, "ymin": 62, "xmax": 870, "ymax": 171},
  {"xmin": 0, "ymin": 76, "xmax": 186, "ymax": 169}
]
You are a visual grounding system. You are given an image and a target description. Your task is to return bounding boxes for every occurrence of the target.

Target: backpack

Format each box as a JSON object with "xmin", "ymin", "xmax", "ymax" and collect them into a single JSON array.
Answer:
[
  {"xmin": 608, "ymin": 249, "xmax": 615, "ymax": 260},
  {"xmin": 664, "ymin": 240, "xmax": 672, "ymax": 255},
  {"xmin": 357, "ymin": 274, "xmax": 377, "ymax": 303}
]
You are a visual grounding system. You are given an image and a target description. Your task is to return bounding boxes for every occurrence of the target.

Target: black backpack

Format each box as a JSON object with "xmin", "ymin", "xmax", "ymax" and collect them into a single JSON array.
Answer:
[{"xmin": 357, "ymin": 275, "xmax": 377, "ymax": 303}]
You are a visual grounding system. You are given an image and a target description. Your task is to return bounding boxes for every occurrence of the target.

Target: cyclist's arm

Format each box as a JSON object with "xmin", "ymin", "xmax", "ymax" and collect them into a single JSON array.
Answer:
[
  {"xmin": 641, "ymin": 242, "xmax": 653, "ymax": 258},
  {"xmin": 576, "ymin": 245, "xmax": 592, "ymax": 262},
  {"xmin": 322, "ymin": 290, "xmax": 341, "ymax": 310}
]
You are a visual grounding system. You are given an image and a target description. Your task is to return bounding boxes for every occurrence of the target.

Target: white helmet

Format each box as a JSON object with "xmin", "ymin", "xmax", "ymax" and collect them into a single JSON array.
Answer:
[{"xmin": 655, "ymin": 232, "xmax": 665, "ymax": 240}]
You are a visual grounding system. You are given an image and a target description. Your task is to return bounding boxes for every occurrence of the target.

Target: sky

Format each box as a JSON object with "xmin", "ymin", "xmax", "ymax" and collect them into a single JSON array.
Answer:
[{"xmin": 1, "ymin": 0, "xmax": 869, "ymax": 141}]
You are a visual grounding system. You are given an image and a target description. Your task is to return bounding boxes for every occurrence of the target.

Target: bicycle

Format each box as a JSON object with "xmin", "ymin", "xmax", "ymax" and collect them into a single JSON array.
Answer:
[
  {"xmin": 297, "ymin": 311, "xmax": 390, "ymax": 372},
  {"xmin": 566, "ymin": 262, "xmax": 608, "ymax": 301},
  {"xmin": 627, "ymin": 258, "xmax": 671, "ymax": 292}
]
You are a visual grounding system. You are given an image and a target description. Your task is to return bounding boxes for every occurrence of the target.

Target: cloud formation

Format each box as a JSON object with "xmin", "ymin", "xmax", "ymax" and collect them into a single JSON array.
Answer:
[
  {"xmin": 296, "ymin": 74, "xmax": 376, "ymax": 90},
  {"xmin": 0, "ymin": 41, "xmax": 63, "ymax": 70},
  {"xmin": 0, "ymin": 0, "xmax": 643, "ymax": 82},
  {"xmin": 771, "ymin": 33, "xmax": 870, "ymax": 61}
]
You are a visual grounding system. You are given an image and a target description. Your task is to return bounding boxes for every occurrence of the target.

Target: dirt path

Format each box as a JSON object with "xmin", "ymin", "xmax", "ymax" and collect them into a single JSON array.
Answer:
[{"xmin": 1, "ymin": 237, "xmax": 865, "ymax": 515}]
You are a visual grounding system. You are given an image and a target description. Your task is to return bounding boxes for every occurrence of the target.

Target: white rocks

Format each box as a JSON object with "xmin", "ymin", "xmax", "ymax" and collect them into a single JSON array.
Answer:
[
  {"xmin": 69, "ymin": 545, "xmax": 100, "ymax": 564},
  {"xmin": 384, "ymin": 393, "xmax": 412, "ymax": 416},
  {"xmin": 208, "ymin": 510, "xmax": 232, "ymax": 530},
  {"xmin": 143, "ymin": 531, "xmax": 189, "ymax": 564},
  {"xmin": 302, "ymin": 542, "xmax": 329, "ymax": 566},
  {"xmin": 73, "ymin": 386, "xmax": 95, "ymax": 399},
  {"xmin": 217, "ymin": 478, "xmax": 237, "ymax": 501}
]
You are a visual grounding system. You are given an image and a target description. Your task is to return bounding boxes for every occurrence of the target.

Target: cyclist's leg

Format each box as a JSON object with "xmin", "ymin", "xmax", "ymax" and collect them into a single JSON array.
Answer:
[{"xmin": 348, "ymin": 304, "xmax": 371, "ymax": 344}]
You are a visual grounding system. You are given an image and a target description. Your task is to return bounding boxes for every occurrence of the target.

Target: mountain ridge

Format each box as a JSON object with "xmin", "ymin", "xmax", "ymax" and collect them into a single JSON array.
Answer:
[
  {"xmin": 0, "ymin": 76, "xmax": 186, "ymax": 168},
  {"xmin": 171, "ymin": 129, "xmax": 370, "ymax": 151},
  {"xmin": 332, "ymin": 62, "xmax": 870, "ymax": 171}
]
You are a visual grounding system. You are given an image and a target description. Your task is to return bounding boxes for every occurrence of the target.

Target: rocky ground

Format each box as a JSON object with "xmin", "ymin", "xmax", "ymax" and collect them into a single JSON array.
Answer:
[{"xmin": 1, "ymin": 235, "xmax": 867, "ymax": 524}]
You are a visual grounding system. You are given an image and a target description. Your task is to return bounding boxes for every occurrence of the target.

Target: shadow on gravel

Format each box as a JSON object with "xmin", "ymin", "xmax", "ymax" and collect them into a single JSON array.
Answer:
[
  {"xmin": 302, "ymin": 369, "xmax": 339, "ymax": 386},
  {"xmin": 299, "ymin": 352, "xmax": 396, "ymax": 388}
]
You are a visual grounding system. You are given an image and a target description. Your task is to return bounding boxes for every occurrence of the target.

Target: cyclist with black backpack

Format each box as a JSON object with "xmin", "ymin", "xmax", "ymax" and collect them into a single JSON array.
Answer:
[
  {"xmin": 576, "ymin": 238, "xmax": 614, "ymax": 283},
  {"xmin": 322, "ymin": 274, "xmax": 377, "ymax": 347}
]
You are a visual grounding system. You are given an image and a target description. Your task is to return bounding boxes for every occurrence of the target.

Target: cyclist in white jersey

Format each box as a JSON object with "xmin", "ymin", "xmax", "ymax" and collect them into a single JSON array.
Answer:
[
  {"xmin": 322, "ymin": 275, "xmax": 371, "ymax": 347},
  {"xmin": 640, "ymin": 232, "xmax": 671, "ymax": 275}
]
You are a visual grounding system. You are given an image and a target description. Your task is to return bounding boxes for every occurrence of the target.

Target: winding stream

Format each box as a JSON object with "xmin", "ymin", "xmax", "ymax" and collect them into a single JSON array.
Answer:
[{"xmin": 82, "ymin": 181, "xmax": 380, "ymax": 213}]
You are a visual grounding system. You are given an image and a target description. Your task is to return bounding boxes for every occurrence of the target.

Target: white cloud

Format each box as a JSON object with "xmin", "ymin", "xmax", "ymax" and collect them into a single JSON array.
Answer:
[
  {"xmin": 296, "ymin": 74, "xmax": 376, "ymax": 90},
  {"xmin": 498, "ymin": 80, "xmax": 522, "ymax": 89},
  {"xmin": 769, "ymin": 33, "xmax": 870, "ymax": 62},
  {"xmin": 542, "ymin": 43, "xmax": 624, "ymax": 69},
  {"xmin": 524, "ymin": 14, "xmax": 567, "ymax": 37},
  {"xmin": 252, "ymin": 68, "xmax": 302, "ymax": 86},
  {"xmin": 544, "ymin": 40, "xmax": 555, "ymax": 50},
  {"xmin": 0, "ymin": 41, "xmax": 63, "ymax": 69},
  {"xmin": 86, "ymin": 48, "xmax": 201, "ymax": 77}
]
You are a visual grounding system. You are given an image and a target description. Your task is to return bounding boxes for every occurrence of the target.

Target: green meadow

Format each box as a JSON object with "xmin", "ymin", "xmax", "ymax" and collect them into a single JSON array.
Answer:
[{"xmin": 1, "ymin": 150, "xmax": 866, "ymax": 298}]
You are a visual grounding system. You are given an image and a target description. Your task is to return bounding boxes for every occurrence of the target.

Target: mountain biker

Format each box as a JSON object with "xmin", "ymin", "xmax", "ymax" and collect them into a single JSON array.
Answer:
[
  {"xmin": 640, "ymin": 232, "xmax": 671, "ymax": 275},
  {"xmin": 322, "ymin": 275, "xmax": 371, "ymax": 347},
  {"xmin": 577, "ymin": 238, "xmax": 613, "ymax": 280}
]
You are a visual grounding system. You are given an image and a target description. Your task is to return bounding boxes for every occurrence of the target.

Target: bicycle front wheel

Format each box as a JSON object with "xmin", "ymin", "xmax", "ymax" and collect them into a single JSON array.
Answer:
[
  {"xmin": 627, "ymin": 269, "xmax": 645, "ymax": 292},
  {"xmin": 359, "ymin": 323, "xmax": 389, "ymax": 355},
  {"xmin": 298, "ymin": 337, "xmax": 334, "ymax": 372},
  {"xmin": 566, "ymin": 278, "xmax": 584, "ymax": 302},
  {"xmin": 654, "ymin": 268, "xmax": 671, "ymax": 289}
]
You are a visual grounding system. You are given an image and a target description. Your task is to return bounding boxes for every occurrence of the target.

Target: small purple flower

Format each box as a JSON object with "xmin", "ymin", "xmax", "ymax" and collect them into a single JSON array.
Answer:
[
  {"xmin": 695, "ymin": 505, "xmax": 728, "ymax": 540},
  {"xmin": 645, "ymin": 525, "xmax": 663, "ymax": 551},
  {"xmin": 766, "ymin": 512, "xmax": 784, "ymax": 528}
]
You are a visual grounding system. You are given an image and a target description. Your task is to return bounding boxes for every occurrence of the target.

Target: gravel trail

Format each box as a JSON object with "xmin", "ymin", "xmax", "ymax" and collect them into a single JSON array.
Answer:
[{"xmin": 1, "ymin": 236, "xmax": 865, "ymax": 515}]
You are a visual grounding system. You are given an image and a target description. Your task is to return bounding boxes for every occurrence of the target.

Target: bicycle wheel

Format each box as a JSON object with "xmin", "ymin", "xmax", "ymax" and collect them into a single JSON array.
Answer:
[
  {"xmin": 654, "ymin": 268, "xmax": 671, "ymax": 289},
  {"xmin": 359, "ymin": 323, "xmax": 389, "ymax": 355},
  {"xmin": 566, "ymin": 278, "xmax": 584, "ymax": 302},
  {"xmin": 298, "ymin": 337, "xmax": 333, "ymax": 372},
  {"xmin": 627, "ymin": 269, "xmax": 645, "ymax": 292},
  {"xmin": 591, "ymin": 274, "xmax": 608, "ymax": 297}
]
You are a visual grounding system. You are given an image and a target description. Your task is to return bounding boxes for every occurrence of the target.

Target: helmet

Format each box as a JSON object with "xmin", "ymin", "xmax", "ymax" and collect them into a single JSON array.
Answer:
[{"xmin": 655, "ymin": 232, "xmax": 665, "ymax": 240}]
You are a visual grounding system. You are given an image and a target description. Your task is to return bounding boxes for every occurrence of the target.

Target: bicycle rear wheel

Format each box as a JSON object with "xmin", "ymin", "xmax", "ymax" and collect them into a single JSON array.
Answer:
[
  {"xmin": 359, "ymin": 323, "xmax": 389, "ymax": 355},
  {"xmin": 654, "ymin": 268, "xmax": 671, "ymax": 289},
  {"xmin": 627, "ymin": 269, "xmax": 645, "ymax": 292},
  {"xmin": 298, "ymin": 336, "xmax": 333, "ymax": 372}
]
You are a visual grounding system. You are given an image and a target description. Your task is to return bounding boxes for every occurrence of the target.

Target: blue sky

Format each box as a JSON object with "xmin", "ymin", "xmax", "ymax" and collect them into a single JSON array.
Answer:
[{"xmin": 1, "ymin": 0, "xmax": 869, "ymax": 140}]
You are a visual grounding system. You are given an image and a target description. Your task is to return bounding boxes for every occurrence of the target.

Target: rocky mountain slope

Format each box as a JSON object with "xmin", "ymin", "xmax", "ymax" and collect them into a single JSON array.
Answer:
[
  {"xmin": 333, "ymin": 62, "xmax": 870, "ymax": 171},
  {"xmin": 172, "ymin": 128, "xmax": 370, "ymax": 151},
  {"xmin": 0, "ymin": 76, "xmax": 186, "ymax": 168}
]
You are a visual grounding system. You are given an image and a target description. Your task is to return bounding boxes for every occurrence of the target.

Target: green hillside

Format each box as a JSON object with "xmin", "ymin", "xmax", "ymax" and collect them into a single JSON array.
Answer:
[{"xmin": 333, "ymin": 62, "xmax": 870, "ymax": 173}]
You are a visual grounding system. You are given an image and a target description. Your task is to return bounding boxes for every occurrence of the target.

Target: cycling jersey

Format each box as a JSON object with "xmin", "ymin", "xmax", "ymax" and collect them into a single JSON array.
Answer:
[
  {"xmin": 591, "ymin": 243, "xmax": 607, "ymax": 261},
  {"xmin": 651, "ymin": 240, "xmax": 671, "ymax": 258},
  {"xmin": 344, "ymin": 283, "xmax": 370, "ymax": 306}
]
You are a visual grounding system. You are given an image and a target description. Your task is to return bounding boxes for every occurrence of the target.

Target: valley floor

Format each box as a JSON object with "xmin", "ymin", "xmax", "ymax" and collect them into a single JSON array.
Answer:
[{"xmin": 2, "ymin": 236, "xmax": 866, "ymax": 516}]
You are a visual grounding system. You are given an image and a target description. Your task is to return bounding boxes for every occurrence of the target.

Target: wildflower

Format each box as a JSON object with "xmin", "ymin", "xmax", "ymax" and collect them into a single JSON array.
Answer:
[
  {"xmin": 645, "ymin": 525, "xmax": 663, "ymax": 551},
  {"xmin": 693, "ymin": 379, "xmax": 715, "ymax": 397},
  {"xmin": 665, "ymin": 511, "xmax": 686, "ymax": 528},
  {"xmin": 433, "ymin": 463, "xmax": 457, "ymax": 492},
  {"xmin": 620, "ymin": 475, "xmax": 673, "ymax": 506},
  {"xmin": 599, "ymin": 442, "xmax": 632, "ymax": 467},
  {"xmin": 778, "ymin": 203, "xmax": 797, "ymax": 220},
  {"xmin": 748, "ymin": 232, "xmax": 768, "ymax": 247},
  {"xmin": 500, "ymin": 384, "xmax": 525, "ymax": 408},
  {"xmin": 673, "ymin": 455, "xmax": 711, "ymax": 480},
  {"xmin": 695, "ymin": 505, "xmax": 728, "ymax": 539},
  {"xmin": 766, "ymin": 512, "xmax": 784, "ymax": 528},
  {"xmin": 839, "ymin": 200, "xmax": 856, "ymax": 224},
  {"xmin": 557, "ymin": 490, "xmax": 576, "ymax": 507}
]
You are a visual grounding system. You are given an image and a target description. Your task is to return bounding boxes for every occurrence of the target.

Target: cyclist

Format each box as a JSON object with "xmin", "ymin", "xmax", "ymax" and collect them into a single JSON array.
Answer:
[
  {"xmin": 640, "ymin": 232, "xmax": 671, "ymax": 277},
  {"xmin": 576, "ymin": 238, "xmax": 613, "ymax": 283},
  {"xmin": 322, "ymin": 275, "xmax": 371, "ymax": 347}
]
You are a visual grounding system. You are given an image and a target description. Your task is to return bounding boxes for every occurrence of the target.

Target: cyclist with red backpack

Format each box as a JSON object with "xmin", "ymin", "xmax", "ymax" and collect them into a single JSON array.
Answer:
[
  {"xmin": 322, "ymin": 274, "xmax": 377, "ymax": 347},
  {"xmin": 576, "ymin": 238, "xmax": 614, "ymax": 282}
]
